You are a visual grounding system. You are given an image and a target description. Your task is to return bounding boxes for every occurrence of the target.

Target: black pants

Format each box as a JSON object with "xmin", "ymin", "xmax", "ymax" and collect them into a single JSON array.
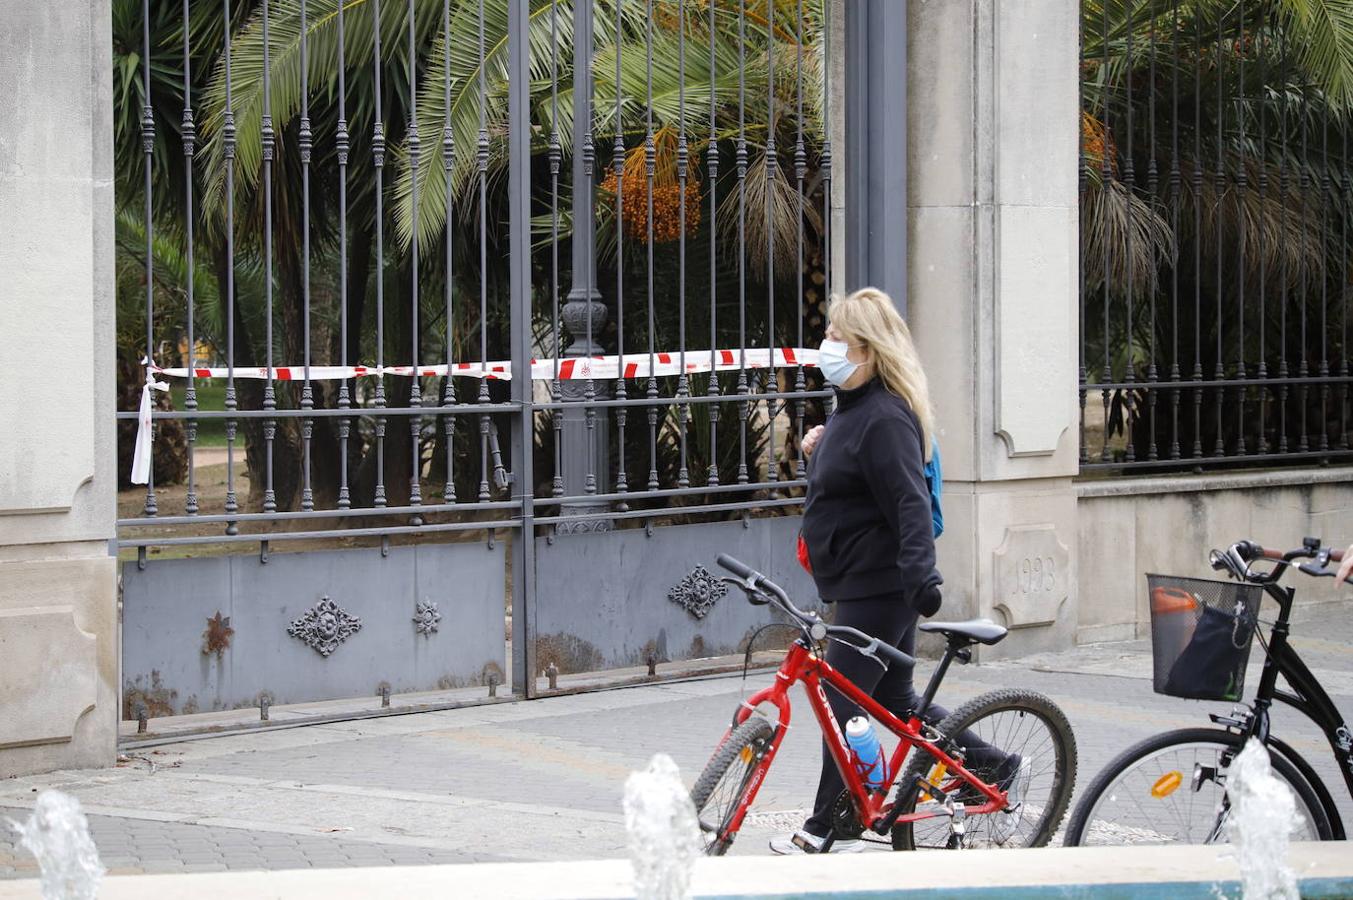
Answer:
[{"xmin": 802, "ymin": 595, "xmax": 1001, "ymax": 839}]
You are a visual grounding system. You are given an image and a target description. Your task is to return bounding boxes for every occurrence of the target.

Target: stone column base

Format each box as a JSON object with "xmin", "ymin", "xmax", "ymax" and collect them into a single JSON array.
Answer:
[
  {"xmin": 0, "ymin": 550, "xmax": 118, "ymax": 778},
  {"xmin": 928, "ymin": 478, "xmax": 1078, "ymax": 662}
]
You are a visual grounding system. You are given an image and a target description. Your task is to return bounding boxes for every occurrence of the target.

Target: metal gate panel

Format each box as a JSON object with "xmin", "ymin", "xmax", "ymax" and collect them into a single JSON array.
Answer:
[
  {"xmin": 121, "ymin": 543, "xmax": 505, "ymax": 718},
  {"xmin": 532, "ymin": 515, "xmax": 818, "ymax": 675}
]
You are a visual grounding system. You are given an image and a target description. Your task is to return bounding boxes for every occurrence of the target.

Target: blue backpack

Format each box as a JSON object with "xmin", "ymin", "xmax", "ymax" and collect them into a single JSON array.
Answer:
[{"xmin": 924, "ymin": 438, "xmax": 944, "ymax": 539}]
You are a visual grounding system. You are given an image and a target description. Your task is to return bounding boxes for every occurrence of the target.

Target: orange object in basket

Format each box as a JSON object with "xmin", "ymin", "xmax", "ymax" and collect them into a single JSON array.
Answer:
[{"xmin": 1151, "ymin": 586, "xmax": 1198, "ymax": 614}]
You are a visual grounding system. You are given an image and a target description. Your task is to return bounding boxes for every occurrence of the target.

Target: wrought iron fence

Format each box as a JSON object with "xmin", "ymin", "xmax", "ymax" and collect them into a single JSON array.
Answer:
[
  {"xmin": 115, "ymin": 0, "xmax": 832, "ymax": 551},
  {"xmin": 1079, "ymin": 0, "xmax": 1353, "ymax": 473}
]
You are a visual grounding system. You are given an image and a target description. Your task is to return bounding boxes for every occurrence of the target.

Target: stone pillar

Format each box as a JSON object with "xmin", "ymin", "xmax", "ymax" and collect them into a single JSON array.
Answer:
[
  {"xmin": 0, "ymin": 0, "xmax": 118, "ymax": 775},
  {"xmin": 906, "ymin": 0, "xmax": 1081, "ymax": 657}
]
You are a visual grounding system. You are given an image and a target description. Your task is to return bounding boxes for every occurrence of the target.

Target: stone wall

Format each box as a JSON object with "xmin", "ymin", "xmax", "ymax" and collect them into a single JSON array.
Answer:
[
  {"xmin": 1077, "ymin": 469, "xmax": 1353, "ymax": 645},
  {"xmin": 0, "ymin": 0, "xmax": 118, "ymax": 777}
]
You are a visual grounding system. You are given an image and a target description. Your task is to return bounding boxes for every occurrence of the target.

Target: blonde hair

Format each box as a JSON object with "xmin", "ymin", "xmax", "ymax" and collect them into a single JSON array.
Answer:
[{"xmin": 827, "ymin": 287, "xmax": 935, "ymax": 460}]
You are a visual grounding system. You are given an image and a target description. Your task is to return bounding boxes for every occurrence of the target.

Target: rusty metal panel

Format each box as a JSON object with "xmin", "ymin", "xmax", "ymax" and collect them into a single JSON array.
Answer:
[
  {"xmin": 532, "ymin": 516, "xmax": 820, "ymax": 675},
  {"xmin": 121, "ymin": 543, "xmax": 506, "ymax": 718}
]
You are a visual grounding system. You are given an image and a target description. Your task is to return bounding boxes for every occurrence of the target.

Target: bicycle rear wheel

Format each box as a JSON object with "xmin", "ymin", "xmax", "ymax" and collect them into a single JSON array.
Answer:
[
  {"xmin": 891, "ymin": 688, "xmax": 1077, "ymax": 850},
  {"xmin": 690, "ymin": 716, "xmax": 775, "ymax": 856},
  {"xmin": 1062, "ymin": 728, "xmax": 1332, "ymax": 846}
]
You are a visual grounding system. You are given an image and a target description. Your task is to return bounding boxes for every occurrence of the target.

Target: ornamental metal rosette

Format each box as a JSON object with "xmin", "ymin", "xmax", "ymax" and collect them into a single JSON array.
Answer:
[
  {"xmin": 413, "ymin": 600, "xmax": 442, "ymax": 637},
  {"xmin": 287, "ymin": 596, "xmax": 362, "ymax": 658},
  {"xmin": 667, "ymin": 565, "xmax": 727, "ymax": 620}
]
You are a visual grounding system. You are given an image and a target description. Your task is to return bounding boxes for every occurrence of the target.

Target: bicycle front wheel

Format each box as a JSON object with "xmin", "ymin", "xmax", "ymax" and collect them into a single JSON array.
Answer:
[
  {"xmin": 1062, "ymin": 728, "xmax": 1332, "ymax": 846},
  {"xmin": 891, "ymin": 688, "xmax": 1077, "ymax": 850},
  {"xmin": 690, "ymin": 715, "xmax": 775, "ymax": 856}
]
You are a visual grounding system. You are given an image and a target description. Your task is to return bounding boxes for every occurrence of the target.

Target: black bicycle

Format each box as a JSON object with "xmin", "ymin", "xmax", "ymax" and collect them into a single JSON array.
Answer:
[{"xmin": 1064, "ymin": 537, "xmax": 1352, "ymax": 846}]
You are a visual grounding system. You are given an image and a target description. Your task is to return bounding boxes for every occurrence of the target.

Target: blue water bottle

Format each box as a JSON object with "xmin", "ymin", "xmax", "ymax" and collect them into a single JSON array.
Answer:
[{"xmin": 845, "ymin": 716, "xmax": 888, "ymax": 791}]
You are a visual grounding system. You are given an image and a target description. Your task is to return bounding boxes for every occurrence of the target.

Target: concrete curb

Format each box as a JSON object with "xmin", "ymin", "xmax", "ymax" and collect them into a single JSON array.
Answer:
[{"xmin": 1, "ymin": 842, "xmax": 1350, "ymax": 898}]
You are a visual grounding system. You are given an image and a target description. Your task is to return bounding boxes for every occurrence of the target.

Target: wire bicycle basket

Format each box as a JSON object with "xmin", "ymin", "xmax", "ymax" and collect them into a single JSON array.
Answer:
[{"xmin": 1146, "ymin": 575, "xmax": 1264, "ymax": 703}]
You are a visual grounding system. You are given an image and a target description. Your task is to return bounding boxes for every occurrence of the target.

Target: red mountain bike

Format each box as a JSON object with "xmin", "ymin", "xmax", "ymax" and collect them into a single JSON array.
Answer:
[{"xmin": 692, "ymin": 555, "xmax": 1077, "ymax": 854}]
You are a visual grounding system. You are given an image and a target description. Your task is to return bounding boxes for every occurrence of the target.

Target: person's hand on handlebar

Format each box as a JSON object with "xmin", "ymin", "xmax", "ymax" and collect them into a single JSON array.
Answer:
[{"xmin": 1336, "ymin": 543, "xmax": 1353, "ymax": 583}]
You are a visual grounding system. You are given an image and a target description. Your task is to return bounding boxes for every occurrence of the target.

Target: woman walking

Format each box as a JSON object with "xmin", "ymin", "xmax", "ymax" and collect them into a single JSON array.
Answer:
[{"xmin": 771, "ymin": 288, "xmax": 1017, "ymax": 854}]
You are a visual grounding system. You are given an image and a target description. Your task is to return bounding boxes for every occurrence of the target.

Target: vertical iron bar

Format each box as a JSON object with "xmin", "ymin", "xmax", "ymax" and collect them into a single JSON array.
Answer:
[
  {"xmin": 1078, "ymin": 0, "xmax": 1088, "ymax": 465},
  {"xmin": 301, "ymin": 0, "xmax": 315, "ymax": 510},
  {"xmin": 1123, "ymin": 1, "xmax": 1136, "ymax": 463},
  {"xmin": 1257, "ymin": 10, "xmax": 1268, "ymax": 454},
  {"xmin": 1320, "ymin": 92, "xmax": 1331, "ymax": 454},
  {"xmin": 645, "ymin": 1, "xmax": 659, "ymax": 493},
  {"xmin": 1192, "ymin": 8, "xmax": 1204, "ymax": 460},
  {"xmin": 507, "ymin": 0, "xmax": 537, "ymax": 699},
  {"xmin": 1279, "ymin": 24, "xmax": 1290, "ymax": 453},
  {"xmin": 408, "ymin": 0, "xmax": 424, "ymax": 516},
  {"xmin": 1342, "ymin": 102, "xmax": 1350, "ymax": 450},
  {"xmin": 1169, "ymin": 0, "xmax": 1181, "ymax": 460},
  {"xmin": 737, "ymin": 0, "xmax": 750, "ymax": 482},
  {"xmin": 1299, "ymin": 69, "xmax": 1310, "ymax": 453},
  {"xmin": 441, "ymin": 0, "xmax": 456, "ymax": 503},
  {"xmin": 821, "ymin": 0, "xmax": 832, "ymax": 419},
  {"xmin": 338, "ymin": 0, "xmax": 352, "ymax": 508},
  {"xmin": 1100, "ymin": 5, "xmax": 1112, "ymax": 463},
  {"xmin": 1213, "ymin": 14, "xmax": 1225, "ymax": 458},
  {"xmin": 677, "ymin": 0, "xmax": 690, "ymax": 490},
  {"xmin": 182, "ymin": 0, "xmax": 199, "ymax": 514},
  {"xmin": 374, "ymin": 0, "xmax": 389, "ymax": 507},
  {"xmin": 224, "ymin": 0, "xmax": 239, "ymax": 532},
  {"xmin": 614, "ymin": 1, "xmax": 629, "ymax": 509},
  {"xmin": 707, "ymin": 0, "xmax": 720, "ymax": 487},
  {"xmin": 1146, "ymin": 0, "xmax": 1158, "ymax": 461},
  {"xmin": 765, "ymin": 0, "xmax": 778, "ymax": 485},
  {"xmin": 794, "ymin": 0, "xmax": 807, "ymax": 479},
  {"xmin": 1235, "ymin": 3, "xmax": 1247, "ymax": 456},
  {"xmin": 477, "ymin": 0, "xmax": 491, "ymax": 502},
  {"xmin": 141, "ymin": 0, "xmax": 157, "ymax": 517},
  {"xmin": 582, "ymin": 43, "xmax": 598, "ymax": 503},
  {"xmin": 550, "ymin": 0, "xmax": 563, "ymax": 498},
  {"xmin": 262, "ymin": 0, "xmax": 277, "ymax": 512}
]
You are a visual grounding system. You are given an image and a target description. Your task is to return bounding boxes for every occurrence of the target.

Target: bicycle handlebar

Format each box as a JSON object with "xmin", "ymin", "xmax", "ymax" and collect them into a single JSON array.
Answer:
[
  {"xmin": 1217, "ymin": 538, "xmax": 1351, "ymax": 584},
  {"xmin": 716, "ymin": 554, "xmax": 756, "ymax": 581},
  {"xmin": 715, "ymin": 554, "xmax": 916, "ymax": 669}
]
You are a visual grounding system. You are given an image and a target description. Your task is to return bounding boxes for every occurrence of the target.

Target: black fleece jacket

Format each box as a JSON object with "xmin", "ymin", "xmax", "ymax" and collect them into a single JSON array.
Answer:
[{"xmin": 801, "ymin": 378, "xmax": 942, "ymax": 606}]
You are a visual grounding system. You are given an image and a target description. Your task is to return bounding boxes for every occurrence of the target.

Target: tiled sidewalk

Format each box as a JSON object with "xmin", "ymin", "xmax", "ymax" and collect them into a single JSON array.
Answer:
[{"xmin": 3, "ymin": 601, "xmax": 1349, "ymax": 875}]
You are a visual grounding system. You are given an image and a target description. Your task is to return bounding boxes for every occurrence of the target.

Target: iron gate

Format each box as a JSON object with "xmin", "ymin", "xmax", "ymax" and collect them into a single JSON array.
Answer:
[{"xmin": 117, "ymin": 0, "xmax": 833, "ymax": 725}]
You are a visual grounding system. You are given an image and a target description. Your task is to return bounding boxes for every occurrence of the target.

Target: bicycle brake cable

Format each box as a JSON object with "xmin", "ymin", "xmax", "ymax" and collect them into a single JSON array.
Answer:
[{"xmin": 740, "ymin": 622, "xmax": 803, "ymax": 692}]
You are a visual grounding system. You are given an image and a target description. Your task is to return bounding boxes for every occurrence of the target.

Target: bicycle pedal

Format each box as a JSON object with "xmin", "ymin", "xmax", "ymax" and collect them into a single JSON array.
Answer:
[{"xmin": 791, "ymin": 833, "xmax": 823, "ymax": 854}]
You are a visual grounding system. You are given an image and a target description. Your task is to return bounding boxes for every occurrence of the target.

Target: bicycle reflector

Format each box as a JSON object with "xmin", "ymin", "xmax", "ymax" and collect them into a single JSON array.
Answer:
[{"xmin": 1151, "ymin": 770, "xmax": 1183, "ymax": 799}]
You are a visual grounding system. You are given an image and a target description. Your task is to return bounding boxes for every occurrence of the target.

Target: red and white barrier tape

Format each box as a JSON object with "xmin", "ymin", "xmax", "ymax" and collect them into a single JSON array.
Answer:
[
  {"xmin": 130, "ymin": 348, "xmax": 819, "ymax": 484},
  {"xmin": 147, "ymin": 347, "xmax": 819, "ymax": 382}
]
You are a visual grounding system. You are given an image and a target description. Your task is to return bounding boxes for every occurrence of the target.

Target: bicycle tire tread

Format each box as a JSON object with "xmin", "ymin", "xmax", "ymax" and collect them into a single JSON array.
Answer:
[{"xmin": 892, "ymin": 687, "xmax": 1078, "ymax": 850}]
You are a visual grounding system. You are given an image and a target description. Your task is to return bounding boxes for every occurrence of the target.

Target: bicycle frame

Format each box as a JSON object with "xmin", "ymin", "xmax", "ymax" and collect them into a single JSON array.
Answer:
[
  {"xmin": 1246, "ymin": 579, "xmax": 1353, "ymax": 821},
  {"xmin": 715, "ymin": 638, "xmax": 1007, "ymax": 843}
]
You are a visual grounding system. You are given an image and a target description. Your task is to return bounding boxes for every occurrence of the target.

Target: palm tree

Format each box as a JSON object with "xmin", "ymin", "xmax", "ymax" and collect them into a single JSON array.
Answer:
[{"xmin": 1080, "ymin": 0, "xmax": 1353, "ymax": 462}]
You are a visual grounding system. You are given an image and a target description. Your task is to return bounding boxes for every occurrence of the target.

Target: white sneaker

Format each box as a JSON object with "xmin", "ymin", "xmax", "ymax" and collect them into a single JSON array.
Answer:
[{"xmin": 768, "ymin": 829, "xmax": 865, "ymax": 854}]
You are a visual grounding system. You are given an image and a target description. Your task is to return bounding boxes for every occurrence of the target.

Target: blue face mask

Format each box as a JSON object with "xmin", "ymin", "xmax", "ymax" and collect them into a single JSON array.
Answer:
[{"xmin": 818, "ymin": 339, "xmax": 859, "ymax": 387}]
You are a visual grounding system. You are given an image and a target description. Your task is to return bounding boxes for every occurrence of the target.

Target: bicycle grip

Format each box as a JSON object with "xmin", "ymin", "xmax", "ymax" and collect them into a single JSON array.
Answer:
[{"xmin": 716, "ymin": 554, "xmax": 757, "ymax": 580}]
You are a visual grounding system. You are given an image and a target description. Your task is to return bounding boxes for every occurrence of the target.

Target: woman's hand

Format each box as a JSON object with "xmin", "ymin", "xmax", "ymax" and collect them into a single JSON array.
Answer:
[
  {"xmin": 802, "ymin": 425, "xmax": 825, "ymax": 457},
  {"xmin": 1335, "ymin": 543, "xmax": 1353, "ymax": 583}
]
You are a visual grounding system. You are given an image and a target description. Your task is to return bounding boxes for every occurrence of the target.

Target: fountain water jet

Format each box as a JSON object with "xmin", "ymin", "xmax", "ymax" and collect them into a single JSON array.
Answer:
[
  {"xmin": 623, "ymin": 753, "xmax": 701, "ymax": 900},
  {"xmin": 8, "ymin": 790, "xmax": 104, "ymax": 900},
  {"xmin": 1223, "ymin": 739, "xmax": 1299, "ymax": 900}
]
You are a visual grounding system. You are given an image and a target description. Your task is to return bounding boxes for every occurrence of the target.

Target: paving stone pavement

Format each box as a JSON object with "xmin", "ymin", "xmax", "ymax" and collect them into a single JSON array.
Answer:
[{"xmin": 2, "ymin": 602, "xmax": 1349, "ymax": 875}]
